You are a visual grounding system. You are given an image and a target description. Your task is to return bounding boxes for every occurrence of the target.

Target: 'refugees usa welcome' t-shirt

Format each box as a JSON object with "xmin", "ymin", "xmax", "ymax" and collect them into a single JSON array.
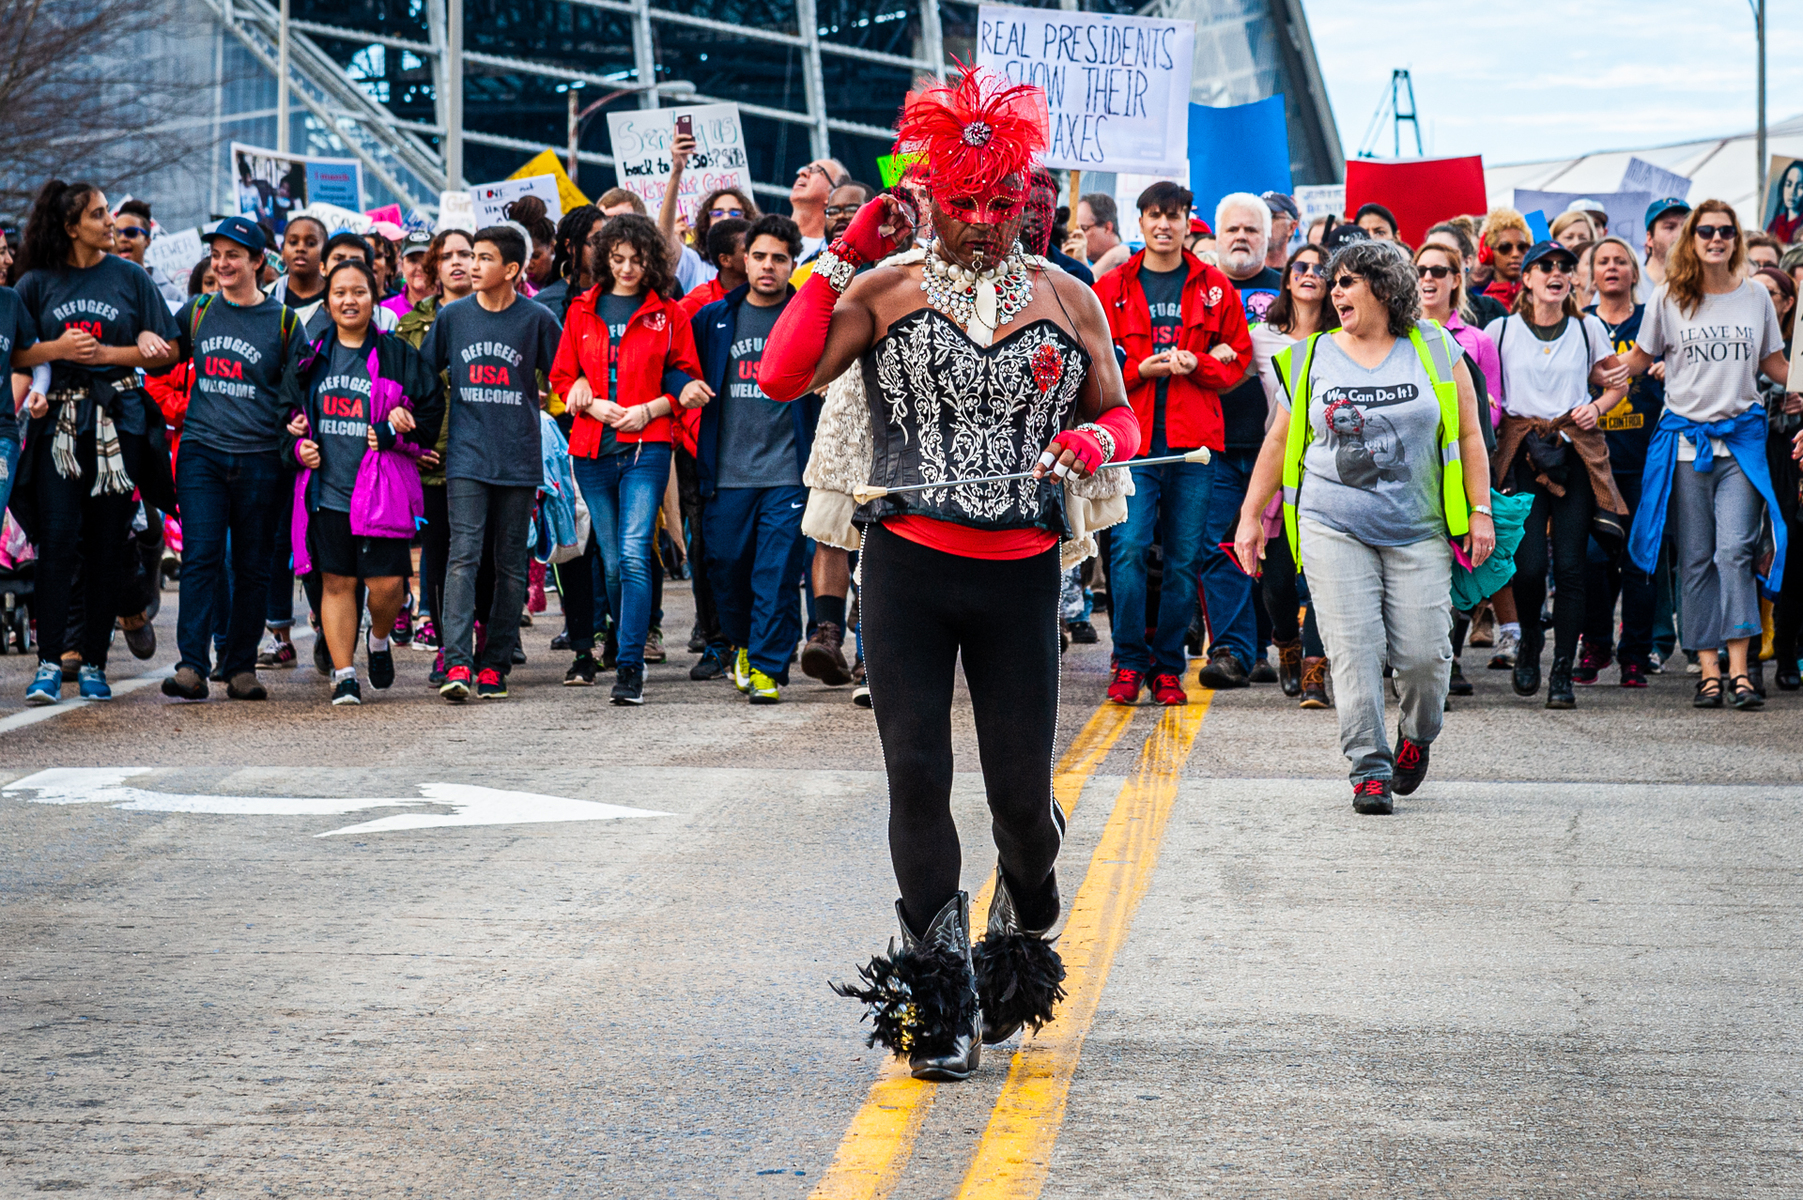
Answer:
[
  {"xmin": 419, "ymin": 292, "xmax": 563, "ymax": 488},
  {"xmin": 15, "ymin": 254, "xmax": 178, "ymax": 394},
  {"xmin": 173, "ymin": 293, "xmax": 306, "ymax": 454}
]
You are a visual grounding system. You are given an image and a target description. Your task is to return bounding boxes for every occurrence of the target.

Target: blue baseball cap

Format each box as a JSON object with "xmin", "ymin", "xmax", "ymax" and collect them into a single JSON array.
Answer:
[
  {"xmin": 1644, "ymin": 197, "xmax": 1690, "ymax": 230},
  {"xmin": 1521, "ymin": 240, "xmax": 1577, "ymax": 272},
  {"xmin": 205, "ymin": 216, "xmax": 267, "ymax": 255}
]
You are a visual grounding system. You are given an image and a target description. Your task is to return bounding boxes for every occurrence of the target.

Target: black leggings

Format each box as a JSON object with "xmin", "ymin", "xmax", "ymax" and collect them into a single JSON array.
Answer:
[
  {"xmin": 1260, "ymin": 523, "xmax": 1324, "ymax": 657},
  {"xmin": 860, "ymin": 523, "xmax": 1063, "ymax": 935},
  {"xmin": 33, "ymin": 438, "xmax": 135, "ymax": 668},
  {"xmin": 1511, "ymin": 478, "xmax": 1593, "ymax": 664}
]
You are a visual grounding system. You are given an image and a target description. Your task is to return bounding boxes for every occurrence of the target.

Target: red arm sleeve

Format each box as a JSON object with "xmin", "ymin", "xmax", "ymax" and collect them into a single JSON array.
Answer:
[
  {"xmin": 1096, "ymin": 401, "xmax": 1140, "ymax": 462},
  {"xmin": 757, "ymin": 272, "xmax": 838, "ymax": 403},
  {"xmin": 548, "ymin": 319, "xmax": 582, "ymax": 398}
]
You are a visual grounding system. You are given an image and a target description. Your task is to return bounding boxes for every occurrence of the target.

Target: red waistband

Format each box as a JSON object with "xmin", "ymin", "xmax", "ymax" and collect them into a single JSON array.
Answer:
[{"xmin": 882, "ymin": 515, "xmax": 1059, "ymax": 561}]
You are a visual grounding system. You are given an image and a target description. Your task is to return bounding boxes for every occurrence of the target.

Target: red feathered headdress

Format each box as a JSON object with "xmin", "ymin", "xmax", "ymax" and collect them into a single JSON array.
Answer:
[{"xmin": 896, "ymin": 62, "xmax": 1050, "ymax": 213}]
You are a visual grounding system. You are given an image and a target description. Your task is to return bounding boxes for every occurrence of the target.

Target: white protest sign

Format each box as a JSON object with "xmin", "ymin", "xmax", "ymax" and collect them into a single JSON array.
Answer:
[
  {"xmin": 1295, "ymin": 184, "xmax": 1345, "ymax": 229},
  {"xmin": 469, "ymin": 175, "xmax": 563, "ymax": 227},
  {"xmin": 144, "ymin": 226, "xmax": 205, "ymax": 280},
  {"xmin": 977, "ymin": 4, "xmax": 1194, "ymax": 175},
  {"xmin": 607, "ymin": 103, "xmax": 753, "ymax": 224},
  {"xmin": 1621, "ymin": 157, "xmax": 1690, "ymax": 202},
  {"xmin": 294, "ymin": 202, "xmax": 372, "ymax": 235},
  {"xmin": 1512, "ymin": 189, "xmax": 1654, "ymax": 253},
  {"xmin": 437, "ymin": 190, "xmax": 476, "ymax": 233}
]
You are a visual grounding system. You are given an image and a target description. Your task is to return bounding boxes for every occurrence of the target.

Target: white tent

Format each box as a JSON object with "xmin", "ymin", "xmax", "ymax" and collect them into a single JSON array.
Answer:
[{"xmin": 1484, "ymin": 113, "xmax": 1803, "ymax": 233}]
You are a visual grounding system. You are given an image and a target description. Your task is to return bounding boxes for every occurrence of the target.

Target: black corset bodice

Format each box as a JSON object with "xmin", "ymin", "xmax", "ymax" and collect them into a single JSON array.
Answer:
[{"xmin": 857, "ymin": 309, "xmax": 1091, "ymax": 534}]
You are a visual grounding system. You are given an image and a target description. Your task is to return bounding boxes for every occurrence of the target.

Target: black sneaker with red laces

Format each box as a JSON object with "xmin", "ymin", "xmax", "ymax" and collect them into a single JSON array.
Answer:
[
  {"xmin": 1352, "ymin": 777, "xmax": 1393, "ymax": 815},
  {"xmin": 1392, "ymin": 732, "xmax": 1430, "ymax": 796}
]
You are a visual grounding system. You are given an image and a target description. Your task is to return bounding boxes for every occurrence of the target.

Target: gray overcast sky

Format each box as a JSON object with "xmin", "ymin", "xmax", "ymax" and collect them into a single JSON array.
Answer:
[{"xmin": 1304, "ymin": 0, "xmax": 1802, "ymax": 165}]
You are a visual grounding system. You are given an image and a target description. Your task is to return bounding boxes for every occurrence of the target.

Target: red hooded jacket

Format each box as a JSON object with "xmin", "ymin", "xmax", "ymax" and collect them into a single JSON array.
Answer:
[
  {"xmin": 550, "ymin": 286, "xmax": 701, "ymax": 459},
  {"xmin": 1092, "ymin": 249, "xmax": 1252, "ymax": 453}
]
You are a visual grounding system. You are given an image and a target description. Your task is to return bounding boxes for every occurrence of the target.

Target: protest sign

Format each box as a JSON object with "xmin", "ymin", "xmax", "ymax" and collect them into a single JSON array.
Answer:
[
  {"xmin": 511, "ymin": 149, "xmax": 590, "ymax": 216},
  {"xmin": 438, "ymin": 190, "xmax": 476, "ymax": 233},
  {"xmin": 607, "ymin": 103, "xmax": 753, "ymax": 224},
  {"xmin": 1188, "ymin": 96, "xmax": 1290, "ymax": 233},
  {"xmin": 144, "ymin": 226, "xmax": 204, "ymax": 282},
  {"xmin": 470, "ymin": 175, "xmax": 562, "ymax": 227},
  {"xmin": 1762, "ymin": 155, "xmax": 1802, "ymax": 244},
  {"xmin": 1511, "ymin": 189, "xmax": 1653, "ymax": 252},
  {"xmin": 1521, "ymin": 210, "xmax": 1551, "ymax": 245},
  {"xmin": 1621, "ymin": 156, "xmax": 1691, "ymax": 202},
  {"xmin": 1343, "ymin": 155, "xmax": 1486, "ymax": 247},
  {"xmin": 977, "ymin": 4, "xmax": 1194, "ymax": 174},
  {"xmin": 364, "ymin": 204, "xmax": 404, "ymax": 227},
  {"xmin": 293, "ymin": 202, "xmax": 372, "ymax": 236},
  {"xmin": 878, "ymin": 153, "xmax": 922, "ymax": 189},
  {"xmin": 231, "ymin": 143, "xmax": 362, "ymax": 234},
  {"xmin": 1295, "ymin": 184, "xmax": 1344, "ymax": 231}
]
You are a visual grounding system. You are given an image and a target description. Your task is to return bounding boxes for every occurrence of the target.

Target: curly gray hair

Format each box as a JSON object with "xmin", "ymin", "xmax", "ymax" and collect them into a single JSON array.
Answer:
[{"xmin": 1326, "ymin": 239, "xmax": 1420, "ymax": 337}]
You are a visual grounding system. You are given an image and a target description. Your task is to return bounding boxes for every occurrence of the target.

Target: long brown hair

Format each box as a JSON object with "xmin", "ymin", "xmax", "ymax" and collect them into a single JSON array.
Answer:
[
  {"xmin": 423, "ymin": 228, "xmax": 473, "ymax": 296},
  {"xmin": 1664, "ymin": 200, "xmax": 1744, "ymax": 317},
  {"xmin": 1263, "ymin": 243, "xmax": 1327, "ymax": 335},
  {"xmin": 1413, "ymin": 242, "xmax": 1470, "ymax": 323},
  {"xmin": 591, "ymin": 213, "xmax": 677, "ymax": 299}
]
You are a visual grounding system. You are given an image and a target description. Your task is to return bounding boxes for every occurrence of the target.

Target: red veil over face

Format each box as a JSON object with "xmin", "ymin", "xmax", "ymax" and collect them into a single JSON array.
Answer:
[{"xmin": 896, "ymin": 63, "xmax": 1050, "ymax": 228}]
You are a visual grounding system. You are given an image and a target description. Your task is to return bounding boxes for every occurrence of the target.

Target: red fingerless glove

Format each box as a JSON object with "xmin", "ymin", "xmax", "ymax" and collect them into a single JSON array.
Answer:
[
  {"xmin": 756, "ymin": 271, "xmax": 838, "ymax": 403},
  {"xmin": 837, "ymin": 195, "xmax": 909, "ymax": 265},
  {"xmin": 1096, "ymin": 403, "xmax": 1141, "ymax": 463},
  {"xmin": 1057, "ymin": 429, "xmax": 1105, "ymax": 474}
]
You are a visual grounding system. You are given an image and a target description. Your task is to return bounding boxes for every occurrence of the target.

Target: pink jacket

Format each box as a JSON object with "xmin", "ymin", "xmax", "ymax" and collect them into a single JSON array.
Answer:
[{"xmin": 1444, "ymin": 312, "xmax": 1501, "ymax": 424}]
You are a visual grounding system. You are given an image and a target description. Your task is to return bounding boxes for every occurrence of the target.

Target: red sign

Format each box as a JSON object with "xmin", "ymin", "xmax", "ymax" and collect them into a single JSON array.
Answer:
[{"xmin": 1343, "ymin": 156, "xmax": 1488, "ymax": 247}]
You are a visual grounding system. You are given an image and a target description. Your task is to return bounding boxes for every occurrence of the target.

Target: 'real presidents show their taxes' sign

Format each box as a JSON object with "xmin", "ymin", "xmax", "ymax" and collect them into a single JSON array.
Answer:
[{"xmin": 977, "ymin": 4, "xmax": 1194, "ymax": 176}]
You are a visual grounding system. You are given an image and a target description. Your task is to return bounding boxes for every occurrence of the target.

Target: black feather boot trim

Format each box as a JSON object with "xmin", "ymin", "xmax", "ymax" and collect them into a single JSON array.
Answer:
[
  {"xmin": 831, "ymin": 893, "xmax": 982, "ymax": 1080},
  {"xmin": 976, "ymin": 866, "xmax": 1066, "ymax": 1044}
]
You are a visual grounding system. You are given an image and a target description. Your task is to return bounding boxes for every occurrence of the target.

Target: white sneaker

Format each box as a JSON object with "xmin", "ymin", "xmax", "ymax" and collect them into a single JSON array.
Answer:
[{"xmin": 1488, "ymin": 630, "xmax": 1518, "ymax": 670}]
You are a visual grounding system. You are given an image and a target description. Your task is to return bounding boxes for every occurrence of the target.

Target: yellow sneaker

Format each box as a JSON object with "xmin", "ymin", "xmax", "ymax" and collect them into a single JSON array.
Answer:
[
  {"xmin": 731, "ymin": 647, "xmax": 752, "ymax": 694},
  {"xmin": 747, "ymin": 668, "xmax": 781, "ymax": 705}
]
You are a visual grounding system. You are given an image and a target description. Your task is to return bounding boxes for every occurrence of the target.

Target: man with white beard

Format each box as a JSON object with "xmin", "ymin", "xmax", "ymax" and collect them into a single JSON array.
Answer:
[{"xmin": 1196, "ymin": 192, "xmax": 1288, "ymax": 687}]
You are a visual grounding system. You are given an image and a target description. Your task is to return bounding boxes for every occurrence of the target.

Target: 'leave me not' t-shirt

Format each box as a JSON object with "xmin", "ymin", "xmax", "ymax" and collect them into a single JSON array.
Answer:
[
  {"xmin": 716, "ymin": 296, "xmax": 799, "ymax": 489},
  {"xmin": 1139, "ymin": 264, "xmax": 1185, "ymax": 455},
  {"xmin": 0, "ymin": 288, "xmax": 39, "ymax": 443},
  {"xmin": 314, "ymin": 339, "xmax": 374, "ymax": 512},
  {"xmin": 174, "ymin": 294, "xmax": 306, "ymax": 454},
  {"xmin": 420, "ymin": 292, "xmax": 563, "ymax": 488}
]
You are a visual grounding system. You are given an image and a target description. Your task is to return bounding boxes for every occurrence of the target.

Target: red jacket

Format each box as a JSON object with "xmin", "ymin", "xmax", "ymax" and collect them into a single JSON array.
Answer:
[
  {"xmin": 677, "ymin": 277, "xmax": 726, "ymax": 321},
  {"xmin": 1093, "ymin": 250, "xmax": 1251, "ymax": 453},
  {"xmin": 550, "ymin": 286, "xmax": 702, "ymax": 459}
]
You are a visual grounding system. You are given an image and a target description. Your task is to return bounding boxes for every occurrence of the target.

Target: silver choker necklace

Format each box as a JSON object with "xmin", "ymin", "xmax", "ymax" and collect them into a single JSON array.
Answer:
[{"xmin": 921, "ymin": 241, "xmax": 1034, "ymax": 346}]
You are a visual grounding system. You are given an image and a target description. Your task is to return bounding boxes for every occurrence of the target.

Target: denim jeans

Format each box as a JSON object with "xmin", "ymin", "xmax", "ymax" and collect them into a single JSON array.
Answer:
[
  {"xmin": 1109, "ymin": 455, "xmax": 1214, "ymax": 675},
  {"xmin": 175, "ymin": 442, "xmax": 285, "ymax": 678},
  {"xmin": 1198, "ymin": 447, "xmax": 1259, "ymax": 664},
  {"xmin": 442, "ymin": 478, "xmax": 535, "ymax": 674},
  {"xmin": 1301, "ymin": 517, "xmax": 1452, "ymax": 784},
  {"xmin": 703, "ymin": 484, "xmax": 806, "ymax": 679},
  {"xmin": 572, "ymin": 442, "xmax": 670, "ymax": 669}
]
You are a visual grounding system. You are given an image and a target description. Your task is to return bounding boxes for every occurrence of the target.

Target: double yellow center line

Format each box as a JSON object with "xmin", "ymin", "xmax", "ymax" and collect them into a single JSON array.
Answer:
[{"xmin": 811, "ymin": 673, "xmax": 1212, "ymax": 1200}]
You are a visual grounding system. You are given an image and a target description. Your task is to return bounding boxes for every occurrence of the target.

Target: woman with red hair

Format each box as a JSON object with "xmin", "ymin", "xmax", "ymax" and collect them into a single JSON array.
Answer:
[{"xmin": 755, "ymin": 65, "xmax": 1141, "ymax": 1081}]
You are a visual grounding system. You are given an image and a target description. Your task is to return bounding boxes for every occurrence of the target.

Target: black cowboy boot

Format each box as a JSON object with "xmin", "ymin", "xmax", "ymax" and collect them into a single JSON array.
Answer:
[
  {"xmin": 974, "ymin": 867, "xmax": 1068, "ymax": 1046},
  {"xmin": 833, "ymin": 892, "xmax": 982, "ymax": 1082}
]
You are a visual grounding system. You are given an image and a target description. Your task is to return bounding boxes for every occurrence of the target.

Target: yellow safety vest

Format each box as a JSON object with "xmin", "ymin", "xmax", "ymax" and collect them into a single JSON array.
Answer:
[{"xmin": 1275, "ymin": 321, "xmax": 1468, "ymax": 568}]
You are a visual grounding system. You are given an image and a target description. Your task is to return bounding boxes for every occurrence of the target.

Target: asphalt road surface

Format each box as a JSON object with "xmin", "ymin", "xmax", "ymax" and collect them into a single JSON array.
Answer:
[{"xmin": 3, "ymin": 586, "xmax": 1800, "ymax": 1198}]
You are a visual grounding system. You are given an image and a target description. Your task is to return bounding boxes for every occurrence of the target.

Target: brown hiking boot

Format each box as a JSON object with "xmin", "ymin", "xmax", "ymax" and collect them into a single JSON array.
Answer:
[
  {"xmin": 160, "ymin": 666, "xmax": 208, "ymax": 701},
  {"xmin": 1275, "ymin": 638, "xmax": 1303, "ymax": 697},
  {"xmin": 226, "ymin": 672, "xmax": 267, "ymax": 701},
  {"xmin": 1299, "ymin": 657, "xmax": 1332, "ymax": 709},
  {"xmin": 800, "ymin": 620, "xmax": 852, "ymax": 685}
]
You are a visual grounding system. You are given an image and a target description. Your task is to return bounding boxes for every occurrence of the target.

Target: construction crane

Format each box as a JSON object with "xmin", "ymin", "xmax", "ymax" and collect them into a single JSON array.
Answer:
[{"xmin": 1356, "ymin": 69, "xmax": 1423, "ymax": 159}]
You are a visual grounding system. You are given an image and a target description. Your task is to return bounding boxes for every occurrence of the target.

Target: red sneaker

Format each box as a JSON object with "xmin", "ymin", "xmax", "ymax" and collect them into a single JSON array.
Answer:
[
  {"xmin": 1107, "ymin": 667, "xmax": 1144, "ymax": 705},
  {"xmin": 1619, "ymin": 661, "xmax": 1648, "ymax": 688},
  {"xmin": 1149, "ymin": 671, "xmax": 1188, "ymax": 706},
  {"xmin": 1352, "ymin": 777, "xmax": 1393, "ymax": 815},
  {"xmin": 439, "ymin": 664, "xmax": 473, "ymax": 702}
]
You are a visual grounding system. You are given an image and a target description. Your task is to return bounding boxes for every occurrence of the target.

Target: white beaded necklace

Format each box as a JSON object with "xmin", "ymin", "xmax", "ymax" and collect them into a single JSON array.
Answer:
[{"xmin": 920, "ymin": 240, "xmax": 1034, "ymax": 347}]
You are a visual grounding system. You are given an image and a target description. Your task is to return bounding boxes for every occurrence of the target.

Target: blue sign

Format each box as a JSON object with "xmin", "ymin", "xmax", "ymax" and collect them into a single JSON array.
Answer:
[{"xmin": 1188, "ymin": 95, "xmax": 1292, "ymax": 229}]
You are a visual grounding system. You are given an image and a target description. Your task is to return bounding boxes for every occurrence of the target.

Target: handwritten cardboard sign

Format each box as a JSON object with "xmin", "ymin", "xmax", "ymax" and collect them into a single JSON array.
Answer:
[{"xmin": 606, "ymin": 103, "xmax": 754, "ymax": 223}]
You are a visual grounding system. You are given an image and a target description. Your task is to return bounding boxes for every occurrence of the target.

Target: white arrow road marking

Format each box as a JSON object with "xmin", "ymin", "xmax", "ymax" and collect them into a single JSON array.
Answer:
[{"xmin": 2, "ymin": 768, "xmax": 673, "ymax": 837}]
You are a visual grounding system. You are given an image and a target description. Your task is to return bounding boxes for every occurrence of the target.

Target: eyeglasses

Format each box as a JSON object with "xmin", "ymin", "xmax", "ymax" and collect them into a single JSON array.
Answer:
[
  {"xmin": 1415, "ymin": 264, "xmax": 1453, "ymax": 279},
  {"xmin": 823, "ymin": 204, "xmax": 862, "ymax": 217},
  {"xmin": 707, "ymin": 206, "xmax": 744, "ymax": 219},
  {"xmin": 795, "ymin": 164, "xmax": 830, "ymax": 180},
  {"xmin": 116, "ymin": 226, "xmax": 149, "ymax": 239},
  {"xmin": 1493, "ymin": 240, "xmax": 1530, "ymax": 255},
  {"xmin": 1291, "ymin": 261, "xmax": 1325, "ymax": 277},
  {"xmin": 1694, "ymin": 223, "xmax": 1738, "ymax": 242},
  {"xmin": 1530, "ymin": 260, "xmax": 1573, "ymax": 274},
  {"xmin": 1331, "ymin": 274, "xmax": 1362, "ymax": 291}
]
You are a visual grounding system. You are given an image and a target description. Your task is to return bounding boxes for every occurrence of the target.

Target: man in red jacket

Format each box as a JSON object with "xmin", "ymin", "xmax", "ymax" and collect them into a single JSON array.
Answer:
[{"xmin": 1093, "ymin": 181, "xmax": 1252, "ymax": 705}]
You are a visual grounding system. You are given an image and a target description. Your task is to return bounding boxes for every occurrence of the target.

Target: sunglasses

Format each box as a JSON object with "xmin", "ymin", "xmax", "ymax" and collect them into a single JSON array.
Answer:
[
  {"xmin": 1493, "ymin": 240, "xmax": 1530, "ymax": 255},
  {"xmin": 707, "ymin": 206, "xmax": 744, "ymax": 219},
  {"xmin": 1331, "ymin": 274, "xmax": 1362, "ymax": 291},
  {"xmin": 1530, "ymin": 259, "xmax": 1573, "ymax": 274},
  {"xmin": 116, "ymin": 226, "xmax": 149, "ymax": 239},
  {"xmin": 1291, "ymin": 261, "xmax": 1325, "ymax": 278},
  {"xmin": 1416, "ymin": 264, "xmax": 1453, "ymax": 279},
  {"xmin": 1694, "ymin": 223, "xmax": 1738, "ymax": 241}
]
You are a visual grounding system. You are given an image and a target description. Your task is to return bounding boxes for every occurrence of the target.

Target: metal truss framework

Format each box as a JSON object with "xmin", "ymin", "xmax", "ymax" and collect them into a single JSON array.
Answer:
[{"xmin": 199, "ymin": 0, "xmax": 951, "ymax": 212}]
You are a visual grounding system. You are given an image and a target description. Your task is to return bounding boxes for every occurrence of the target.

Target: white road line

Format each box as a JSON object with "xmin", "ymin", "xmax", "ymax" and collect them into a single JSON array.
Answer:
[{"xmin": 0, "ymin": 629, "xmax": 317, "ymax": 737}]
